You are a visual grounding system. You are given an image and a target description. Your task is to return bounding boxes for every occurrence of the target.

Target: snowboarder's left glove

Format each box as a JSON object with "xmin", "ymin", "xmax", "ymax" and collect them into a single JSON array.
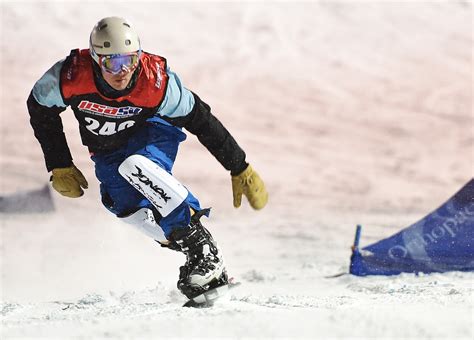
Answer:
[
  {"xmin": 51, "ymin": 164, "xmax": 88, "ymax": 198},
  {"xmin": 232, "ymin": 164, "xmax": 268, "ymax": 210}
]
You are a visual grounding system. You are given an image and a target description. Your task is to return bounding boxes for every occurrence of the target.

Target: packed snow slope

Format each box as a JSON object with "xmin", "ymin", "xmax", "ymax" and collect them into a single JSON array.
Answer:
[{"xmin": 1, "ymin": 1, "xmax": 473, "ymax": 339}]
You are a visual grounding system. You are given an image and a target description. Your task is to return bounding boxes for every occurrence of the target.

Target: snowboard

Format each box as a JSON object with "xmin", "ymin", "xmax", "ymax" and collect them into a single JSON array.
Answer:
[{"xmin": 182, "ymin": 280, "xmax": 241, "ymax": 308}]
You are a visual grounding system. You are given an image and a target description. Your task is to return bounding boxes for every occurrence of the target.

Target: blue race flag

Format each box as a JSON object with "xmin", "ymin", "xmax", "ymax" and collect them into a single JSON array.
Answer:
[{"xmin": 350, "ymin": 179, "xmax": 474, "ymax": 276}]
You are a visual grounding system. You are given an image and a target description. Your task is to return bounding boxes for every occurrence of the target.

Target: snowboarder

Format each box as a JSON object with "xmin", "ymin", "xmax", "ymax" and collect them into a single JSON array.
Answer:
[{"xmin": 27, "ymin": 17, "xmax": 268, "ymax": 299}]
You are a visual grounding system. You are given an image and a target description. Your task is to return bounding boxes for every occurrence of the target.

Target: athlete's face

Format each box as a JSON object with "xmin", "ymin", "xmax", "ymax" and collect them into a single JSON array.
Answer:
[{"xmin": 101, "ymin": 68, "xmax": 134, "ymax": 91}]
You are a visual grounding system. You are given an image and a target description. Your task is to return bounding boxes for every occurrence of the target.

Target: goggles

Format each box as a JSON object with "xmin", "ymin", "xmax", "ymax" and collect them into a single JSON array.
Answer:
[{"xmin": 98, "ymin": 52, "xmax": 140, "ymax": 75}]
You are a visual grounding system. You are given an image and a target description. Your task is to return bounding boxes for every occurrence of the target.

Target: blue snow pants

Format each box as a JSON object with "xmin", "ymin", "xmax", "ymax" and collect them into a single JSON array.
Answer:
[{"xmin": 90, "ymin": 117, "xmax": 202, "ymax": 237}]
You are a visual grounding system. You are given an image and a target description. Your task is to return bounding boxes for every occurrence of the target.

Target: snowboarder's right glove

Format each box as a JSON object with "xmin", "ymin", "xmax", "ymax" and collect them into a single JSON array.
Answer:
[
  {"xmin": 232, "ymin": 164, "xmax": 268, "ymax": 210},
  {"xmin": 51, "ymin": 164, "xmax": 88, "ymax": 198}
]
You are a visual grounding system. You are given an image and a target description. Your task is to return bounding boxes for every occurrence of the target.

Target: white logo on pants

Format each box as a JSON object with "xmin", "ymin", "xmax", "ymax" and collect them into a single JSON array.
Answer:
[{"xmin": 118, "ymin": 155, "xmax": 188, "ymax": 217}]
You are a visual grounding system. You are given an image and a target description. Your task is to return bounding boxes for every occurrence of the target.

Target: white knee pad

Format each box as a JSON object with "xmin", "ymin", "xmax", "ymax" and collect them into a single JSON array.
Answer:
[
  {"xmin": 118, "ymin": 154, "xmax": 188, "ymax": 217},
  {"xmin": 119, "ymin": 207, "xmax": 166, "ymax": 242}
]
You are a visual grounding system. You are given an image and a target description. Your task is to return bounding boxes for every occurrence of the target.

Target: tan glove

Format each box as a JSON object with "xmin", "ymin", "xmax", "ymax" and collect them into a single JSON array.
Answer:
[
  {"xmin": 232, "ymin": 164, "xmax": 268, "ymax": 210},
  {"xmin": 51, "ymin": 165, "xmax": 88, "ymax": 198}
]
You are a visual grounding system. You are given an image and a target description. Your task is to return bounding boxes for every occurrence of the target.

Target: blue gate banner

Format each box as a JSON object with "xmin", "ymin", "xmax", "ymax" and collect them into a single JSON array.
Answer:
[{"xmin": 350, "ymin": 179, "xmax": 474, "ymax": 276}]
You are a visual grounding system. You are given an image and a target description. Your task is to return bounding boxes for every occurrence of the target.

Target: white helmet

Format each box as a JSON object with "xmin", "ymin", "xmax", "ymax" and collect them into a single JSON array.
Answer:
[{"xmin": 89, "ymin": 17, "xmax": 141, "ymax": 64}]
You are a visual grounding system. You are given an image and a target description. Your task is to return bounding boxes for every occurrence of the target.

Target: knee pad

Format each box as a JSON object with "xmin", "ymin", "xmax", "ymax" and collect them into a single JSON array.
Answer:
[
  {"xmin": 118, "ymin": 154, "xmax": 188, "ymax": 217},
  {"xmin": 119, "ymin": 207, "xmax": 166, "ymax": 242}
]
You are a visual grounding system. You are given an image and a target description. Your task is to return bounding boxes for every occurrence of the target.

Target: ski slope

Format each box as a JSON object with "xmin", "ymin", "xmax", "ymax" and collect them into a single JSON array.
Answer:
[{"xmin": 1, "ymin": 1, "xmax": 473, "ymax": 339}]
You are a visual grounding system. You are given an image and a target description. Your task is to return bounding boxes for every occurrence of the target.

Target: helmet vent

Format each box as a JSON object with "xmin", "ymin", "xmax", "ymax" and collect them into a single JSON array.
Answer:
[{"xmin": 90, "ymin": 18, "xmax": 141, "ymax": 60}]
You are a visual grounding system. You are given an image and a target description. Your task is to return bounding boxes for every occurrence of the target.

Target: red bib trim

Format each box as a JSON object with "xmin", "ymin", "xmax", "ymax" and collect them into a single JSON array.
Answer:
[{"xmin": 61, "ymin": 49, "xmax": 169, "ymax": 108}]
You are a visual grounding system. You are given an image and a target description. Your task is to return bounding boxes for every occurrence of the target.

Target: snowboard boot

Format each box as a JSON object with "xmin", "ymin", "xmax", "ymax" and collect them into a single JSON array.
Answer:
[{"xmin": 162, "ymin": 210, "xmax": 227, "ymax": 299}]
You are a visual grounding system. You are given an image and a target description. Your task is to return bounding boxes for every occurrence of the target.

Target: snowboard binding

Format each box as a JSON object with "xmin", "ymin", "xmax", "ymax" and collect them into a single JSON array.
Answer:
[
  {"xmin": 178, "ymin": 267, "xmax": 229, "ymax": 300},
  {"xmin": 182, "ymin": 272, "xmax": 241, "ymax": 308},
  {"xmin": 161, "ymin": 208, "xmax": 227, "ymax": 300}
]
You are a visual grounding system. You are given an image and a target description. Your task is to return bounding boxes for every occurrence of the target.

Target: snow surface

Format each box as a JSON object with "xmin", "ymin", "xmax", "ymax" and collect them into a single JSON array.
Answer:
[{"xmin": 1, "ymin": 1, "xmax": 473, "ymax": 339}]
